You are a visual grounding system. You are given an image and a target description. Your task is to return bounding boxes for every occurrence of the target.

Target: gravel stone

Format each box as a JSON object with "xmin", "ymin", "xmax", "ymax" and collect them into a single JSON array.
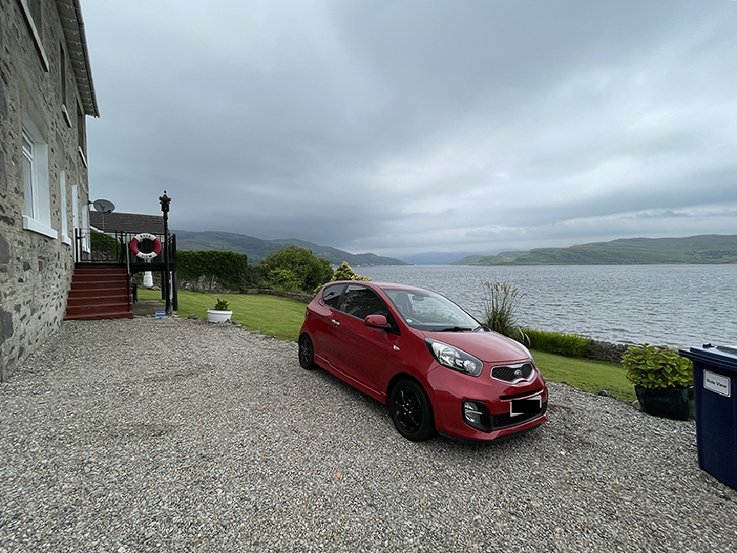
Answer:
[{"xmin": 1, "ymin": 317, "xmax": 736, "ymax": 552}]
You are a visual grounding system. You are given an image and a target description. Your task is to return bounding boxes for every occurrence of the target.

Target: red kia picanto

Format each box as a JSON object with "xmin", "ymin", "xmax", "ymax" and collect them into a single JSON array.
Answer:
[{"xmin": 298, "ymin": 280, "xmax": 548, "ymax": 442}]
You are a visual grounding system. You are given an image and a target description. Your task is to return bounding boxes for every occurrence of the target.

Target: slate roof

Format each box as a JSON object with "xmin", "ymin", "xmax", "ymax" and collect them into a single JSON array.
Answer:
[{"xmin": 89, "ymin": 211, "xmax": 165, "ymax": 234}]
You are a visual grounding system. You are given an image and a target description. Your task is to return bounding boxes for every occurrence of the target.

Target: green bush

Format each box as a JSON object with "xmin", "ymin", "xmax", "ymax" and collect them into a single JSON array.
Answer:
[
  {"xmin": 177, "ymin": 250, "xmax": 249, "ymax": 291},
  {"xmin": 482, "ymin": 281, "xmax": 528, "ymax": 344},
  {"xmin": 90, "ymin": 229, "xmax": 121, "ymax": 260},
  {"xmin": 524, "ymin": 328, "xmax": 590, "ymax": 358},
  {"xmin": 332, "ymin": 261, "xmax": 372, "ymax": 281},
  {"xmin": 260, "ymin": 246, "xmax": 332, "ymax": 293},
  {"xmin": 268, "ymin": 268, "xmax": 302, "ymax": 292},
  {"xmin": 622, "ymin": 344, "xmax": 693, "ymax": 389}
]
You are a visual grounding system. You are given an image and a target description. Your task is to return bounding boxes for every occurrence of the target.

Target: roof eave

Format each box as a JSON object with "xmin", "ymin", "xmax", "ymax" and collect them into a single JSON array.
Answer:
[{"xmin": 56, "ymin": 0, "xmax": 99, "ymax": 117}]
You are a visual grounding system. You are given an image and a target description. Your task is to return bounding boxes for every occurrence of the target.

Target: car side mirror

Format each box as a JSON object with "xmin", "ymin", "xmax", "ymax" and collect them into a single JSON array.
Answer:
[{"xmin": 364, "ymin": 314, "xmax": 389, "ymax": 329}]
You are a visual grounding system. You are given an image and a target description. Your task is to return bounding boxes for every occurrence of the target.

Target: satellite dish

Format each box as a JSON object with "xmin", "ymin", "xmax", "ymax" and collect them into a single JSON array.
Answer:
[{"xmin": 92, "ymin": 199, "xmax": 115, "ymax": 214}]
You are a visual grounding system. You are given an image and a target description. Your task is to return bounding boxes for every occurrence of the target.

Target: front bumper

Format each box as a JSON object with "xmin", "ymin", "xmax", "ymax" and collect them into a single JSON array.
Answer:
[{"xmin": 425, "ymin": 363, "xmax": 549, "ymax": 442}]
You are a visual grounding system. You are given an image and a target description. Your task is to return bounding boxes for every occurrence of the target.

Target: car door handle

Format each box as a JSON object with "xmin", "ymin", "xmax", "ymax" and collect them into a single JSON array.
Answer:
[{"xmin": 331, "ymin": 319, "xmax": 340, "ymax": 326}]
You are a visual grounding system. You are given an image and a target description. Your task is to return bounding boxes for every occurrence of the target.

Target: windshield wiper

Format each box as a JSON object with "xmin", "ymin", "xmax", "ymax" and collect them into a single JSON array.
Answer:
[{"xmin": 437, "ymin": 326, "xmax": 475, "ymax": 332}]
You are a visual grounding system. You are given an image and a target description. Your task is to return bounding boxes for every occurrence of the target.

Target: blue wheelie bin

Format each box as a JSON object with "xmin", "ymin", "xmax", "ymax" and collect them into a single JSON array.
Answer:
[{"xmin": 680, "ymin": 344, "xmax": 737, "ymax": 491}]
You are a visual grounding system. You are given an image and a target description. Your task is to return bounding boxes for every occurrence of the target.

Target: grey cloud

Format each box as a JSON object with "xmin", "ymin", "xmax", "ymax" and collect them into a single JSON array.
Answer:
[{"xmin": 83, "ymin": 0, "xmax": 737, "ymax": 258}]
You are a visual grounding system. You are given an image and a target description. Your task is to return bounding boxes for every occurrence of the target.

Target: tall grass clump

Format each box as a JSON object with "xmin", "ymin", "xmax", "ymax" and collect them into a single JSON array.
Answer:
[
  {"xmin": 482, "ymin": 281, "xmax": 529, "ymax": 344},
  {"xmin": 524, "ymin": 328, "xmax": 590, "ymax": 358}
]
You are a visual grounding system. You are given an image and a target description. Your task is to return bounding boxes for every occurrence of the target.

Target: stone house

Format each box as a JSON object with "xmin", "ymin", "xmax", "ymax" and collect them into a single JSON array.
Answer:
[{"xmin": 0, "ymin": 0, "xmax": 98, "ymax": 380}]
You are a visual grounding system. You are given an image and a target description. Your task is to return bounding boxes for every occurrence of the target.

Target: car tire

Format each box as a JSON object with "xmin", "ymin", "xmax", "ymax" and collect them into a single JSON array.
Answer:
[
  {"xmin": 389, "ymin": 379, "xmax": 436, "ymax": 442},
  {"xmin": 298, "ymin": 334, "xmax": 316, "ymax": 370}
]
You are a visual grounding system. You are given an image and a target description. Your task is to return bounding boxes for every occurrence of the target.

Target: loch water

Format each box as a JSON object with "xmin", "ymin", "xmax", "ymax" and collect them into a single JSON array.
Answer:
[{"xmin": 360, "ymin": 264, "xmax": 737, "ymax": 348}]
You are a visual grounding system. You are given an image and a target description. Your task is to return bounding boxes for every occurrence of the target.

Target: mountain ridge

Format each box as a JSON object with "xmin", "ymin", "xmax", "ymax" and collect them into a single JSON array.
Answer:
[
  {"xmin": 173, "ymin": 230, "xmax": 408, "ymax": 266},
  {"xmin": 455, "ymin": 235, "xmax": 737, "ymax": 265}
]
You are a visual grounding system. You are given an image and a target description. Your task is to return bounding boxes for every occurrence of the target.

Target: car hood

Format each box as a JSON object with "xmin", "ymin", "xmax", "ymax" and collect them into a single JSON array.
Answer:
[{"xmin": 422, "ymin": 330, "xmax": 531, "ymax": 364}]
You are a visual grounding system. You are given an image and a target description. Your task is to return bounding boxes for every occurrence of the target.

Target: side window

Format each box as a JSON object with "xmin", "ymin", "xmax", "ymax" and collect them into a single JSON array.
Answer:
[
  {"xmin": 21, "ymin": 111, "xmax": 56, "ymax": 239},
  {"xmin": 321, "ymin": 284, "xmax": 344, "ymax": 308},
  {"xmin": 340, "ymin": 284, "xmax": 389, "ymax": 320}
]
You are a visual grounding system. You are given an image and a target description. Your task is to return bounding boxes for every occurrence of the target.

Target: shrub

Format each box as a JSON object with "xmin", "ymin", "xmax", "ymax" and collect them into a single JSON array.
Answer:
[
  {"xmin": 524, "ymin": 328, "xmax": 590, "ymax": 358},
  {"xmin": 267, "ymin": 268, "xmax": 302, "ymax": 292},
  {"xmin": 622, "ymin": 344, "xmax": 693, "ymax": 389},
  {"xmin": 90, "ymin": 229, "xmax": 121, "ymax": 260},
  {"xmin": 332, "ymin": 261, "xmax": 372, "ymax": 282},
  {"xmin": 482, "ymin": 281, "xmax": 528, "ymax": 344},
  {"xmin": 212, "ymin": 298, "xmax": 230, "ymax": 311},
  {"xmin": 260, "ymin": 246, "xmax": 332, "ymax": 293},
  {"xmin": 177, "ymin": 250, "xmax": 249, "ymax": 291}
]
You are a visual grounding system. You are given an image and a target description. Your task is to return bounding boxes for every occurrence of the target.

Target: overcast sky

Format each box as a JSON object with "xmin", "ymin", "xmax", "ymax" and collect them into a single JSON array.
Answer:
[{"xmin": 83, "ymin": 0, "xmax": 737, "ymax": 259}]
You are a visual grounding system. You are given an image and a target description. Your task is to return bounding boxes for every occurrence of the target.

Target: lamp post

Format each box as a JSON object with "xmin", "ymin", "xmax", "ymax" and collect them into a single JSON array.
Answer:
[{"xmin": 159, "ymin": 191, "xmax": 171, "ymax": 314}]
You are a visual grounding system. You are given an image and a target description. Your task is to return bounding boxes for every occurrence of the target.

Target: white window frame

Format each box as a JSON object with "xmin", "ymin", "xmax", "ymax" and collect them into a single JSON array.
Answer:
[
  {"xmin": 21, "ymin": 112, "xmax": 57, "ymax": 239},
  {"xmin": 60, "ymin": 170, "xmax": 71, "ymax": 245},
  {"xmin": 81, "ymin": 200, "xmax": 90, "ymax": 253}
]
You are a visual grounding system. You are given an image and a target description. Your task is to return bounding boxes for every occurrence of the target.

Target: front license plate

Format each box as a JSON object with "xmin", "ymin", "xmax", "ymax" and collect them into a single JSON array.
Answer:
[{"xmin": 510, "ymin": 396, "xmax": 542, "ymax": 417}]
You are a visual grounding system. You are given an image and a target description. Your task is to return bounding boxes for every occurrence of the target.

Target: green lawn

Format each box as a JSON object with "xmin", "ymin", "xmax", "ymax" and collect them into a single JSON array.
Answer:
[
  {"xmin": 137, "ymin": 289, "xmax": 306, "ymax": 341},
  {"xmin": 140, "ymin": 289, "xmax": 633, "ymax": 403},
  {"xmin": 531, "ymin": 350, "xmax": 634, "ymax": 403}
]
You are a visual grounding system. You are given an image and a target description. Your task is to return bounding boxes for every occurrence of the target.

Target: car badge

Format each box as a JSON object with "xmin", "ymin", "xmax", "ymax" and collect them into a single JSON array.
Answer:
[{"xmin": 514, "ymin": 368, "xmax": 523, "ymax": 378}]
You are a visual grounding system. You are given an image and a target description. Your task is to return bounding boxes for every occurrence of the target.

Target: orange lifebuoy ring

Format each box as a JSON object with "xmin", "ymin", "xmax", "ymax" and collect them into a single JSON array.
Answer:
[{"xmin": 129, "ymin": 233, "xmax": 161, "ymax": 260}]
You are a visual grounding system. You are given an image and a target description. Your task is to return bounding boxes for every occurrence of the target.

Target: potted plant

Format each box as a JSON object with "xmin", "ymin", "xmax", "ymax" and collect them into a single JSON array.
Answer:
[
  {"xmin": 207, "ymin": 298, "xmax": 233, "ymax": 323},
  {"xmin": 622, "ymin": 344, "xmax": 694, "ymax": 420}
]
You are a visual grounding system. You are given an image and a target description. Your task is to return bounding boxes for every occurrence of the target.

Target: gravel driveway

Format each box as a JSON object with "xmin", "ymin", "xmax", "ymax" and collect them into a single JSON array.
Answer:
[{"xmin": 1, "ymin": 318, "xmax": 736, "ymax": 552}]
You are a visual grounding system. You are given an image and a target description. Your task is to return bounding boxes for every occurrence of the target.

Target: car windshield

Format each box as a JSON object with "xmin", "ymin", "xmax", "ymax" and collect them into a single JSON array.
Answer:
[{"xmin": 383, "ymin": 288, "xmax": 482, "ymax": 332}]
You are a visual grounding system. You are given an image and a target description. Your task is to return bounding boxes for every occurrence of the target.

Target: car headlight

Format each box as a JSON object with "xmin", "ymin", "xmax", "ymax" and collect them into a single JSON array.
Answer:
[{"xmin": 426, "ymin": 339, "xmax": 483, "ymax": 377}]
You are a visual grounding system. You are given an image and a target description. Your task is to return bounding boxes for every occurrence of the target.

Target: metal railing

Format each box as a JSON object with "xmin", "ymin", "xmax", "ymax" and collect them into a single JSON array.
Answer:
[{"xmin": 76, "ymin": 229, "xmax": 176, "ymax": 266}]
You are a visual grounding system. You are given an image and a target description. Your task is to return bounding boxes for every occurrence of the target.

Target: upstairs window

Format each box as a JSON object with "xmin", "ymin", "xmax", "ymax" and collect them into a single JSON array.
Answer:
[
  {"xmin": 19, "ymin": 0, "xmax": 49, "ymax": 71},
  {"xmin": 77, "ymin": 102, "xmax": 87, "ymax": 166},
  {"xmin": 60, "ymin": 42, "xmax": 71, "ymax": 126}
]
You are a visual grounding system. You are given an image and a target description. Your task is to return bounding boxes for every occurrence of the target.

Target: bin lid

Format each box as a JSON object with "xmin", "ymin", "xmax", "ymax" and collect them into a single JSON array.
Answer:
[{"xmin": 679, "ymin": 344, "xmax": 737, "ymax": 372}]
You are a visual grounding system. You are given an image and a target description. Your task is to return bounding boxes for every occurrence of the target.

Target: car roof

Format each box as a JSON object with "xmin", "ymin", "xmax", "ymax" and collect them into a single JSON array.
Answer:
[{"xmin": 327, "ymin": 280, "xmax": 428, "ymax": 293}]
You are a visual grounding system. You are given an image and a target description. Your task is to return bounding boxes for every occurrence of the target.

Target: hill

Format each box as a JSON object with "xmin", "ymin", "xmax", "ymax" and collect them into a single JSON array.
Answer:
[
  {"xmin": 455, "ymin": 235, "xmax": 737, "ymax": 265},
  {"xmin": 173, "ymin": 230, "xmax": 407, "ymax": 266}
]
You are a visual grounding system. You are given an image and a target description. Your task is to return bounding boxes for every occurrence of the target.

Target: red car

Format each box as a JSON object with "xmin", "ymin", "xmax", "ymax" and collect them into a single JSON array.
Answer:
[{"xmin": 298, "ymin": 281, "xmax": 548, "ymax": 442}]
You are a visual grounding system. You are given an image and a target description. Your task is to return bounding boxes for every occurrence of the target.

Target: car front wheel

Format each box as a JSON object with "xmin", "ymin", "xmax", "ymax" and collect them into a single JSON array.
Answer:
[
  {"xmin": 389, "ymin": 379, "xmax": 435, "ymax": 442},
  {"xmin": 298, "ymin": 334, "xmax": 316, "ymax": 370}
]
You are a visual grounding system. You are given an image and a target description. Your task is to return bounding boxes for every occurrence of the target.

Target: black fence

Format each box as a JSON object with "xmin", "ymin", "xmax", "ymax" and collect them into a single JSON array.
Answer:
[{"xmin": 76, "ymin": 229, "xmax": 176, "ymax": 269}]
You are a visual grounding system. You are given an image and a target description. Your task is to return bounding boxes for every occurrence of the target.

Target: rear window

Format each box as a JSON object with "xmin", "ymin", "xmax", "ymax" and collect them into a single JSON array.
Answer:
[{"xmin": 321, "ymin": 284, "xmax": 344, "ymax": 308}]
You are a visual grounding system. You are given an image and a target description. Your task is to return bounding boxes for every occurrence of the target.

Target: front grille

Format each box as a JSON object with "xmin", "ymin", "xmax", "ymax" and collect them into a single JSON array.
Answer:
[
  {"xmin": 491, "ymin": 363, "xmax": 534, "ymax": 383},
  {"xmin": 492, "ymin": 401, "xmax": 548, "ymax": 429}
]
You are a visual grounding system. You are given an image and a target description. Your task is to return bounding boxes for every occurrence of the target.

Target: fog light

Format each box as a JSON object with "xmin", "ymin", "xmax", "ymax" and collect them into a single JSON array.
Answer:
[
  {"xmin": 463, "ymin": 401, "xmax": 483, "ymax": 424},
  {"xmin": 462, "ymin": 400, "xmax": 491, "ymax": 431}
]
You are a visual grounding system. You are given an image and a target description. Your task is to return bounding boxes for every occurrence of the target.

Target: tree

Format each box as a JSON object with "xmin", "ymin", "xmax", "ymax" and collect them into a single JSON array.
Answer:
[{"xmin": 260, "ymin": 246, "xmax": 332, "ymax": 293}]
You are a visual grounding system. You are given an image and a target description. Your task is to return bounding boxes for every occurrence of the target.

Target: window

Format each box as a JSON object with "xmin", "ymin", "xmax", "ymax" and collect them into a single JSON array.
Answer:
[
  {"xmin": 19, "ymin": 0, "xmax": 49, "ymax": 71},
  {"xmin": 21, "ymin": 111, "xmax": 57, "ymax": 239},
  {"xmin": 60, "ymin": 42, "xmax": 71, "ymax": 127},
  {"xmin": 22, "ymin": 132, "xmax": 35, "ymax": 217},
  {"xmin": 81, "ymin": 199, "xmax": 90, "ymax": 253},
  {"xmin": 340, "ymin": 284, "xmax": 389, "ymax": 320},
  {"xmin": 322, "ymin": 284, "xmax": 345, "ymax": 308},
  {"xmin": 77, "ymin": 103, "xmax": 87, "ymax": 166},
  {"xmin": 59, "ymin": 171, "xmax": 70, "ymax": 245}
]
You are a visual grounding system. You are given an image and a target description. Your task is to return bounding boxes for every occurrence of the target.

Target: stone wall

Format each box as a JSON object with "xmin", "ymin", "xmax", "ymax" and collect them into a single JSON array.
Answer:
[
  {"xmin": 0, "ymin": 1, "xmax": 90, "ymax": 381},
  {"xmin": 586, "ymin": 339, "xmax": 630, "ymax": 363}
]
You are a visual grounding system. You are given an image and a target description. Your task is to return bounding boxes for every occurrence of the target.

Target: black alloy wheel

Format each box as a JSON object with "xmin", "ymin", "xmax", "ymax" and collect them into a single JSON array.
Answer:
[
  {"xmin": 298, "ymin": 334, "xmax": 316, "ymax": 370},
  {"xmin": 389, "ymin": 379, "xmax": 435, "ymax": 442}
]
